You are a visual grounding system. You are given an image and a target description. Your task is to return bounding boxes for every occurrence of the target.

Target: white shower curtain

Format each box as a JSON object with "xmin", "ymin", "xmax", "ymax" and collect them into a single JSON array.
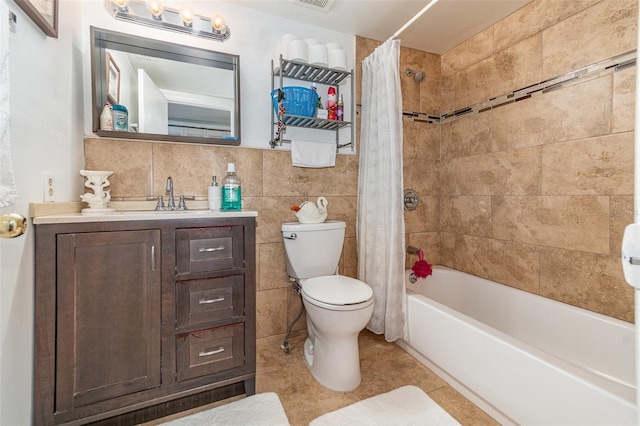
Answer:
[{"xmin": 357, "ymin": 39, "xmax": 406, "ymax": 342}]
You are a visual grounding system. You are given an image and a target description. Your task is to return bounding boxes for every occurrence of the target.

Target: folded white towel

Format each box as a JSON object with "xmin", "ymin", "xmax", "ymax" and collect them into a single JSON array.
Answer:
[{"xmin": 291, "ymin": 140, "xmax": 336, "ymax": 168}]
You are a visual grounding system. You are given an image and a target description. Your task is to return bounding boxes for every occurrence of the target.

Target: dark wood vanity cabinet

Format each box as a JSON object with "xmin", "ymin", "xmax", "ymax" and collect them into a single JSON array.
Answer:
[{"xmin": 34, "ymin": 216, "xmax": 256, "ymax": 425}]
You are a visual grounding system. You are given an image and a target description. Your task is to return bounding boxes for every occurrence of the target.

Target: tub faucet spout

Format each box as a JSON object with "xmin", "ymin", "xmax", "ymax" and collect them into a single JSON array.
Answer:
[
  {"xmin": 407, "ymin": 245, "xmax": 421, "ymax": 255},
  {"xmin": 166, "ymin": 177, "xmax": 175, "ymax": 210}
]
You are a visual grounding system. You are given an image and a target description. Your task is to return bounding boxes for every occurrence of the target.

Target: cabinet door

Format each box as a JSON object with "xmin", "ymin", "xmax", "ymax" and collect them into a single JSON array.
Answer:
[{"xmin": 55, "ymin": 230, "xmax": 161, "ymax": 410}]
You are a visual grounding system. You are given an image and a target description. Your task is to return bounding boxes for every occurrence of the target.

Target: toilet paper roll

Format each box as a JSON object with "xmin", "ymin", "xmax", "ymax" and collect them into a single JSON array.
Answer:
[
  {"xmin": 325, "ymin": 42, "xmax": 342, "ymax": 52},
  {"xmin": 286, "ymin": 39, "xmax": 308, "ymax": 63},
  {"xmin": 304, "ymin": 38, "xmax": 321, "ymax": 47},
  {"xmin": 281, "ymin": 33, "xmax": 299, "ymax": 51},
  {"xmin": 328, "ymin": 49, "xmax": 347, "ymax": 71},
  {"xmin": 308, "ymin": 44, "xmax": 328, "ymax": 67}
]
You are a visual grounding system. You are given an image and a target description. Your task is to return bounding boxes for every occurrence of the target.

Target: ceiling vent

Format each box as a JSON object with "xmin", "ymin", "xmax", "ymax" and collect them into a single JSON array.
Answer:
[{"xmin": 290, "ymin": 0, "xmax": 336, "ymax": 13}]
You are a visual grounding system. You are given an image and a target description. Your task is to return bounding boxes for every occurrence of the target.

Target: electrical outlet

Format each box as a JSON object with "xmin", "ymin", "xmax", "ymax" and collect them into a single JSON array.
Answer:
[{"xmin": 43, "ymin": 173, "xmax": 55, "ymax": 202}]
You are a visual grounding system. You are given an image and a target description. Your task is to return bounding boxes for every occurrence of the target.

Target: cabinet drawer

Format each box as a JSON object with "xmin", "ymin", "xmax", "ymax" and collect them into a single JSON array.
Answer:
[
  {"xmin": 176, "ymin": 325, "xmax": 244, "ymax": 382},
  {"xmin": 176, "ymin": 226, "xmax": 244, "ymax": 274},
  {"xmin": 176, "ymin": 275, "xmax": 244, "ymax": 328}
]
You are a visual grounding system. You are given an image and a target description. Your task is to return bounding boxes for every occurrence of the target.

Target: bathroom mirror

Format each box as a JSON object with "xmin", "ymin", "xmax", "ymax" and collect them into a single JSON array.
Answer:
[{"xmin": 91, "ymin": 27, "xmax": 240, "ymax": 146}]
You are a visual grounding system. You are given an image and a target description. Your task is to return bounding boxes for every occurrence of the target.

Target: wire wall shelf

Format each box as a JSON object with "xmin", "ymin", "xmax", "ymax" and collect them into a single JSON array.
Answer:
[
  {"xmin": 269, "ymin": 55, "xmax": 354, "ymax": 151},
  {"xmin": 274, "ymin": 60, "xmax": 350, "ymax": 86},
  {"xmin": 279, "ymin": 114, "xmax": 351, "ymax": 130}
]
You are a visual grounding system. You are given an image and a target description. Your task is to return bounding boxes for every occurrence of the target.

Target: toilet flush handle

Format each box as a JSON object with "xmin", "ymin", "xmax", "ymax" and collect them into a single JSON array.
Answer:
[{"xmin": 283, "ymin": 233, "xmax": 297, "ymax": 240}]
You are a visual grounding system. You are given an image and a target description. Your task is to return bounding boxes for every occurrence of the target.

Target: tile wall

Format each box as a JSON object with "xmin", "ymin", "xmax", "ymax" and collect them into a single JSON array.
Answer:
[
  {"xmin": 357, "ymin": 0, "xmax": 638, "ymax": 322},
  {"xmin": 85, "ymin": 0, "xmax": 637, "ymax": 344},
  {"xmin": 438, "ymin": 0, "xmax": 637, "ymax": 322}
]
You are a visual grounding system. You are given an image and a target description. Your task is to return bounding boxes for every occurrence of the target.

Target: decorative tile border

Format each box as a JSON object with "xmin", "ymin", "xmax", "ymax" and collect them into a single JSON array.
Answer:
[{"xmin": 402, "ymin": 50, "xmax": 637, "ymax": 124}]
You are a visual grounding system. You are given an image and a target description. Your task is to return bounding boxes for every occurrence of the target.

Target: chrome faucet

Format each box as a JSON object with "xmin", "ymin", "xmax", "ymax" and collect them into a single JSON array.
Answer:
[{"xmin": 166, "ymin": 177, "xmax": 176, "ymax": 210}]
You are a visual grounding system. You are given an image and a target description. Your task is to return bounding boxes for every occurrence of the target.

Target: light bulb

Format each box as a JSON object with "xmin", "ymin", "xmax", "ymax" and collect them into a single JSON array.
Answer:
[
  {"xmin": 211, "ymin": 15, "xmax": 226, "ymax": 33},
  {"xmin": 145, "ymin": 0, "xmax": 164, "ymax": 19},
  {"xmin": 179, "ymin": 7, "xmax": 194, "ymax": 27},
  {"xmin": 113, "ymin": 0, "xmax": 129, "ymax": 12}
]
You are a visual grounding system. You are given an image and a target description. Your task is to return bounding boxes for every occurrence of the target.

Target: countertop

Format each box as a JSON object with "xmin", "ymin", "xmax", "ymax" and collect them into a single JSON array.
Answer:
[{"xmin": 30, "ymin": 201, "xmax": 257, "ymax": 225}]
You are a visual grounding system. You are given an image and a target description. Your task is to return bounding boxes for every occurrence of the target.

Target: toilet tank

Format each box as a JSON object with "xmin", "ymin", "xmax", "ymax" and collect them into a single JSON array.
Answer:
[{"xmin": 281, "ymin": 221, "xmax": 346, "ymax": 279}]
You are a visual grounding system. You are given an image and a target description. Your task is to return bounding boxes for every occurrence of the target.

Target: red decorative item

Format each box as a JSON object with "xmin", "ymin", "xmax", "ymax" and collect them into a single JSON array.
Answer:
[
  {"xmin": 327, "ymin": 87, "xmax": 337, "ymax": 120},
  {"xmin": 412, "ymin": 249, "xmax": 432, "ymax": 279}
]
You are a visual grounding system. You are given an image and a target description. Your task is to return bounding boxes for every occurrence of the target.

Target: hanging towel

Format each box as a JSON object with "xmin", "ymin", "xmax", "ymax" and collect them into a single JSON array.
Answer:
[
  {"xmin": 291, "ymin": 140, "xmax": 336, "ymax": 168},
  {"xmin": 0, "ymin": 1, "xmax": 17, "ymax": 208}
]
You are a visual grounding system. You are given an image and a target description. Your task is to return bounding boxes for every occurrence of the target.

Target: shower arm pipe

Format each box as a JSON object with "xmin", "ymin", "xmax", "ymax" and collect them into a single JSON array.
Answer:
[{"xmin": 390, "ymin": 0, "xmax": 441, "ymax": 41}]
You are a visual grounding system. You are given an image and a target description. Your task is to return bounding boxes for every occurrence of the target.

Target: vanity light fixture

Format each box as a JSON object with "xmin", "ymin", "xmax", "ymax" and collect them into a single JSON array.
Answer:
[
  {"xmin": 113, "ymin": 0, "xmax": 129, "ymax": 13},
  {"xmin": 145, "ymin": 0, "xmax": 164, "ymax": 20},
  {"xmin": 179, "ymin": 6, "xmax": 194, "ymax": 27},
  {"xmin": 106, "ymin": 0, "xmax": 231, "ymax": 41},
  {"xmin": 211, "ymin": 14, "xmax": 227, "ymax": 34}
]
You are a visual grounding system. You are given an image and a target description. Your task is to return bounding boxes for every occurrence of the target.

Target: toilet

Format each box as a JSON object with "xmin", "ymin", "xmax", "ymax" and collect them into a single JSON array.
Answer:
[{"xmin": 281, "ymin": 220, "xmax": 374, "ymax": 392}]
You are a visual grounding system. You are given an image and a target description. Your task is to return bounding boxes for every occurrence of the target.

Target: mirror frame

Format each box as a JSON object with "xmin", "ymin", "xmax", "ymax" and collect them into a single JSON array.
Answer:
[{"xmin": 90, "ymin": 26, "xmax": 241, "ymax": 146}]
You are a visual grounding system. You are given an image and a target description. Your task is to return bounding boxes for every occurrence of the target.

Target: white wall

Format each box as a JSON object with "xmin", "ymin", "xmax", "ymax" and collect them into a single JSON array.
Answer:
[
  {"xmin": 80, "ymin": 0, "xmax": 356, "ymax": 149},
  {"xmin": 0, "ymin": 0, "xmax": 84, "ymax": 424},
  {"xmin": 0, "ymin": 0, "xmax": 355, "ymax": 423}
]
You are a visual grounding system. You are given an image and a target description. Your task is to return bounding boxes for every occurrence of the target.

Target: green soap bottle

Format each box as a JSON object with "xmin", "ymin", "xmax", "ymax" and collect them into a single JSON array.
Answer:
[{"xmin": 221, "ymin": 163, "xmax": 242, "ymax": 211}]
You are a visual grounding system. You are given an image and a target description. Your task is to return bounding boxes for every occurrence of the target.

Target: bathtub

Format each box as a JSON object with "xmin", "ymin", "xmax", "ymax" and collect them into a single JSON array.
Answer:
[{"xmin": 396, "ymin": 266, "xmax": 636, "ymax": 425}]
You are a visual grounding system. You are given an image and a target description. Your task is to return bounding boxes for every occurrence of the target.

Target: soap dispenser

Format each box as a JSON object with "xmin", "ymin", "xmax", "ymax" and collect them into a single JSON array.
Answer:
[
  {"xmin": 100, "ymin": 103, "xmax": 113, "ymax": 131},
  {"xmin": 208, "ymin": 176, "xmax": 221, "ymax": 211}
]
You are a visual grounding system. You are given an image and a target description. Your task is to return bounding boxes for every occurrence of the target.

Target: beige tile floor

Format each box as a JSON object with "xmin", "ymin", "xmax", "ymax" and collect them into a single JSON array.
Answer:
[
  {"xmin": 256, "ymin": 330, "xmax": 499, "ymax": 426},
  {"xmin": 145, "ymin": 330, "xmax": 499, "ymax": 425}
]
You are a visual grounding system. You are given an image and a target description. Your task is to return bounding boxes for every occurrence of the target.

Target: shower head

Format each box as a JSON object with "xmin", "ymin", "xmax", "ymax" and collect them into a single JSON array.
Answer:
[{"xmin": 405, "ymin": 68, "xmax": 425, "ymax": 83}]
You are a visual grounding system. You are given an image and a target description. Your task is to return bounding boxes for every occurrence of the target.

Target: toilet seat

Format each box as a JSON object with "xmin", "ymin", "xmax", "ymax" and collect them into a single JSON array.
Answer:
[{"xmin": 302, "ymin": 275, "xmax": 373, "ymax": 308}]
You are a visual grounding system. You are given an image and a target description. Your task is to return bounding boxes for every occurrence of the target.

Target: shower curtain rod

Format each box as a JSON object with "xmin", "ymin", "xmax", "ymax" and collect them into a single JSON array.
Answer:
[{"xmin": 390, "ymin": 0, "xmax": 440, "ymax": 40}]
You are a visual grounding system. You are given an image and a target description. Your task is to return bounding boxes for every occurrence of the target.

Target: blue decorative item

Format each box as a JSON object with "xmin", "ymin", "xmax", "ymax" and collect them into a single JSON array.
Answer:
[{"xmin": 271, "ymin": 86, "xmax": 318, "ymax": 117}]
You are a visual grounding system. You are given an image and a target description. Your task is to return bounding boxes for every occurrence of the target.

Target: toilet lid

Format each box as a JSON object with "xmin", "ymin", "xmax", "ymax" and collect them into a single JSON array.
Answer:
[{"xmin": 302, "ymin": 275, "xmax": 373, "ymax": 306}]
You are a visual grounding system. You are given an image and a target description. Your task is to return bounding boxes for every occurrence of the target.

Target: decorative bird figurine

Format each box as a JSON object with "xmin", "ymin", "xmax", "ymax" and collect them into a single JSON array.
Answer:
[{"xmin": 293, "ymin": 196, "xmax": 328, "ymax": 223}]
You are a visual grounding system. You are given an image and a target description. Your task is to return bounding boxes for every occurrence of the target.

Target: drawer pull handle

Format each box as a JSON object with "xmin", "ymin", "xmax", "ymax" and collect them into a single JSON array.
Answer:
[
  {"xmin": 199, "ymin": 347, "xmax": 225, "ymax": 357},
  {"xmin": 198, "ymin": 246, "xmax": 225, "ymax": 253},
  {"xmin": 199, "ymin": 297, "xmax": 225, "ymax": 304}
]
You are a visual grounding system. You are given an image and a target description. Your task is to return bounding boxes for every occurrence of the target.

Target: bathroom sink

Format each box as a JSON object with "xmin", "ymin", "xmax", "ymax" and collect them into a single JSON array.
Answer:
[{"xmin": 111, "ymin": 201, "xmax": 223, "ymax": 215}]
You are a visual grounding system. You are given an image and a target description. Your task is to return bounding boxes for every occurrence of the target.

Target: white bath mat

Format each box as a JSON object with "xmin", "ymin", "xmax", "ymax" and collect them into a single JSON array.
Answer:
[
  {"xmin": 160, "ymin": 392, "xmax": 290, "ymax": 426},
  {"xmin": 309, "ymin": 385, "xmax": 460, "ymax": 426}
]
